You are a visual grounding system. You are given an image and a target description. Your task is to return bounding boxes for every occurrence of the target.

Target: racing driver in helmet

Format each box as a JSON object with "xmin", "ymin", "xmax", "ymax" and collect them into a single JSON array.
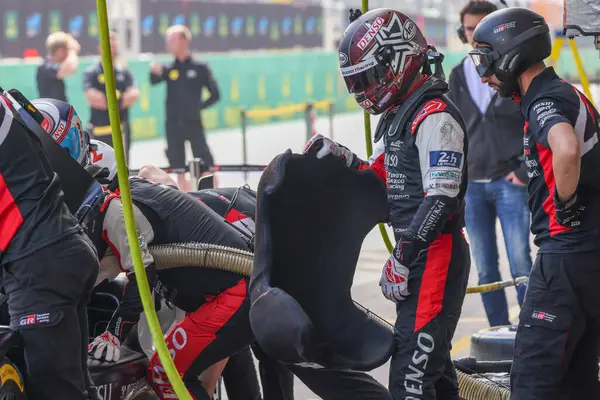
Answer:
[
  {"xmin": 304, "ymin": 8, "xmax": 470, "ymax": 400},
  {"xmin": 470, "ymin": 8, "xmax": 600, "ymax": 398}
]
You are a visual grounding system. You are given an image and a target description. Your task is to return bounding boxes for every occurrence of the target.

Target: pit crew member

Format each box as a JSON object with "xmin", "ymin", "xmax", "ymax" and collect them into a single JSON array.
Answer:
[
  {"xmin": 471, "ymin": 7, "xmax": 600, "ymax": 398},
  {"xmin": 2, "ymin": 97, "xmax": 99, "ymax": 399}
]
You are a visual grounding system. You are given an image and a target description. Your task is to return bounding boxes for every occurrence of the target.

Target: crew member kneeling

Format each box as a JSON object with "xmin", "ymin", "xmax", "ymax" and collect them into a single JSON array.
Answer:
[{"xmin": 55, "ymin": 141, "xmax": 253, "ymax": 400}]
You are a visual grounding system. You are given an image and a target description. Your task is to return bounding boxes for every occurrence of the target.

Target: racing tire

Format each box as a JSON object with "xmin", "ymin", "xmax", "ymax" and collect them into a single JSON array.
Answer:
[
  {"xmin": 470, "ymin": 325, "xmax": 517, "ymax": 362},
  {"xmin": 0, "ymin": 357, "xmax": 26, "ymax": 399}
]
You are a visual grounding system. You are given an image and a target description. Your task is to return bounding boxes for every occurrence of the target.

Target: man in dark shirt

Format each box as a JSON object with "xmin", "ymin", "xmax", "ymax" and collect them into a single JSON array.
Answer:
[
  {"xmin": 84, "ymin": 32, "xmax": 139, "ymax": 163},
  {"xmin": 471, "ymin": 7, "xmax": 600, "ymax": 398},
  {"xmin": 448, "ymin": 0, "xmax": 532, "ymax": 327},
  {"xmin": 149, "ymin": 24, "xmax": 220, "ymax": 190},
  {"xmin": 36, "ymin": 31, "xmax": 80, "ymax": 102},
  {"xmin": 0, "ymin": 96, "xmax": 98, "ymax": 399}
]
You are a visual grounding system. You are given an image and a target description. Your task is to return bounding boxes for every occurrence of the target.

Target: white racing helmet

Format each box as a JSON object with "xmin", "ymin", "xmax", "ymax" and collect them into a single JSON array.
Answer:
[{"xmin": 87, "ymin": 139, "xmax": 118, "ymax": 186}]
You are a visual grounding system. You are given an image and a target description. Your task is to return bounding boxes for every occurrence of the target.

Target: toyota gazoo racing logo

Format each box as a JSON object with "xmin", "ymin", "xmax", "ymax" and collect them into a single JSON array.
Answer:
[
  {"xmin": 340, "ymin": 57, "xmax": 378, "ymax": 77},
  {"xmin": 357, "ymin": 16, "xmax": 385, "ymax": 50}
]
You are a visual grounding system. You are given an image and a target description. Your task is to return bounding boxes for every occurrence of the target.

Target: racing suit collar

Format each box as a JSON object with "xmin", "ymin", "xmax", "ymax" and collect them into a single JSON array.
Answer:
[
  {"xmin": 384, "ymin": 75, "xmax": 430, "ymax": 113},
  {"xmin": 520, "ymin": 67, "xmax": 559, "ymax": 114}
]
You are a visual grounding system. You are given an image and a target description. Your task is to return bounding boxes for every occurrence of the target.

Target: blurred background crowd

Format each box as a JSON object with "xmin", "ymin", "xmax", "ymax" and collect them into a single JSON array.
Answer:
[{"xmin": 0, "ymin": 0, "xmax": 596, "ymax": 148}]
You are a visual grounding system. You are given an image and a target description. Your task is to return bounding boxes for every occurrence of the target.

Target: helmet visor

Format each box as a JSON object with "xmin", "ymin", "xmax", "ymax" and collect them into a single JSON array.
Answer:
[
  {"xmin": 340, "ymin": 56, "xmax": 390, "ymax": 94},
  {"xmin": 468, "ymin": 46, "xmax": 499, "ymax": 77}
]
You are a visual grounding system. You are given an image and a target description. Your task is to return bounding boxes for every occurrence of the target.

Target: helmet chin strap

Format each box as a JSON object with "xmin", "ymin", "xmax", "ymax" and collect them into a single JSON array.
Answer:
[{"xmin": 495, "ymin": 72, "xmax": 520, "ymax": 99}]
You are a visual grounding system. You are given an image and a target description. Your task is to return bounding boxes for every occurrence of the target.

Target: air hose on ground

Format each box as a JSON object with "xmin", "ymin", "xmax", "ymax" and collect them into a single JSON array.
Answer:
[{"xmin": 456, "ymin": 370, "xmax": 511, "ymax": 400}]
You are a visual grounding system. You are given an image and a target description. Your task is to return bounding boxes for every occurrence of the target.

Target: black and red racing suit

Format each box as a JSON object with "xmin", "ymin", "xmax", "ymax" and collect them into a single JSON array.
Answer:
[
  {"xmin": 350, "ymin": 77, "xmax": 471, "ymax": 399},
  {"xmin": 0, "ymin": 97, "xmax": 99, "ymax": 400},
  {"xmin": 90, "ymin": 178, "xmax": 253, "ymax": 400},
  {"xmin": 190, "ymin": 186, "xmax": 256, "ymax": 243},
  {"xmin": 511, "ymin": 67, "xmax": 600, "ymax": 398}
]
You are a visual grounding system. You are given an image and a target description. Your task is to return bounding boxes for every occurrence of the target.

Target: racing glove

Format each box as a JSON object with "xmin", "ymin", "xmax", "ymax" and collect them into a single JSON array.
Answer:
[
  {"xmin": 380, "ymin": 254, "xmax": 410, "ymax": 303},
  {"xmin": 89, "ymin": 331, "xmax": 121, "ymax": 362},
  {"xmin": 303, "ymin": 134, "xmax": 366, "ymax": 169},
  {"xmin": 554, "ymin": 190, "xmax": 584, "ymax": 228},
  {"xmin": 89, "ymin": 265, "xmax": 157, "ymax": 362}
]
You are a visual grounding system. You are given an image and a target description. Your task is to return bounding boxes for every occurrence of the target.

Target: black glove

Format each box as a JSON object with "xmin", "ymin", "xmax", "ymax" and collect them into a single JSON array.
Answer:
[
  {"xmin": 394, "ymin": 236, "xmax": 427, "ymax": 268},
  {"xmin": 554, "ymin": 190, "xmax": 584, "ymax": 228}
]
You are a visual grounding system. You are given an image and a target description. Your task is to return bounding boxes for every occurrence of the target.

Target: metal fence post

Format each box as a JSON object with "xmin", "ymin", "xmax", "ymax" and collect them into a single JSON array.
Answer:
[
  {"xmin": 240, "ymin": 109, "xmax": 249, "ymax": 185},
  {"xmin": 188, "ymin": 158, "xmax": 203, "ymax": 191},
  {"xmin": 305, "ymin": 103, "xmax": 314, "ymax": 142},
  {"xmin": 328, "ymin": 101, "xmax": 335, "ymax": 140}
]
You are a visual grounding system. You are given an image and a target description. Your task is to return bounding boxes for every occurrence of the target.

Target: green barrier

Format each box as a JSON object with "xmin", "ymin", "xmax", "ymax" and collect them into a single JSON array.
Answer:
[{"xmin": 1, "ymin": 47, "xmax": 598, "ymax": 142}]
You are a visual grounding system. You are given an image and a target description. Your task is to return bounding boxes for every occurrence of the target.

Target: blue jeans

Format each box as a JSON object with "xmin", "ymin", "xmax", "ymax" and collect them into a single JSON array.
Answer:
[{"xmin": 465, "ymin": 179, "xmax": 532, "ymax": 327}]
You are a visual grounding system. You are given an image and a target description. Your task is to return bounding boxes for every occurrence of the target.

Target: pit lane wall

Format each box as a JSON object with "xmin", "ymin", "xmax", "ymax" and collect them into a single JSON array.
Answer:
[{"xmin": 0, "ymin": 48, "xmax": 598, "ymax": 141}]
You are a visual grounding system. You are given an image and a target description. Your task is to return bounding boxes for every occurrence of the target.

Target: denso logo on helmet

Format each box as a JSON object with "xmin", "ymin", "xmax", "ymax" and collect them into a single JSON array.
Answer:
[
  {"xmin": 53, "ymin": 122, "xmax": 67, "ymax": 142},
  {"xmin": 357, "ymin": 16, "xmax": 385, "ymax": 50}
]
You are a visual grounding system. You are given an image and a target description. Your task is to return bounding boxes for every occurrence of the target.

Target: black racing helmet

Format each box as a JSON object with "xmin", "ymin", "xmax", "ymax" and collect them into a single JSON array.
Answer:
[{"xmin": 469, "ymin": 8, "xmax": 551, "ymax": 97}]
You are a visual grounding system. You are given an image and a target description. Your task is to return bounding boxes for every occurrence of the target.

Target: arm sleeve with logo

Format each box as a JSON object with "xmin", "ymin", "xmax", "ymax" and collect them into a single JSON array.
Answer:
[
  {"xmin": 201, "ymin": 64, "xmax": 220, "ymax": 110},
  {"xmin": 527, "ymin": 97, "xmax": 573, "ymax": 148},
  {"xmin": 397, "ymin": 112, "xmax": 466, "ymax": 266},
  {"xmin": 102, "ymin": 199, "xmax": 156, "ymax": 341}
]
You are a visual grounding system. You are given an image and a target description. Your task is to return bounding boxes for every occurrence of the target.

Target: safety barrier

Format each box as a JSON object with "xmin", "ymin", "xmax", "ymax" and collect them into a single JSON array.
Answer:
[{"xmin": 128, "ymin": 159, "xmax": 268, "ymax": 190}]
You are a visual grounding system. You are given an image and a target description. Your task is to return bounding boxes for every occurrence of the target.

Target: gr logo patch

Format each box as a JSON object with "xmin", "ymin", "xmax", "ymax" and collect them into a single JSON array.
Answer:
[{"xmin": 429, "ymin": 151, "xmax": 462, "ymax": 168}]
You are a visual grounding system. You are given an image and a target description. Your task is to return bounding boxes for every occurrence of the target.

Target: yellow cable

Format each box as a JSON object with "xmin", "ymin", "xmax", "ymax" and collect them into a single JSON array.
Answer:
[
  {"xmin": 568, "ymin": 39, "xmax": 597, "ymax": 108},
  {"xmin": 548, "ymin": 36, "xmax": 564, "ymax": 67},
  {"xmin": 95, "ymin": 2, "xmax": 192, "ymax": 398}
]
